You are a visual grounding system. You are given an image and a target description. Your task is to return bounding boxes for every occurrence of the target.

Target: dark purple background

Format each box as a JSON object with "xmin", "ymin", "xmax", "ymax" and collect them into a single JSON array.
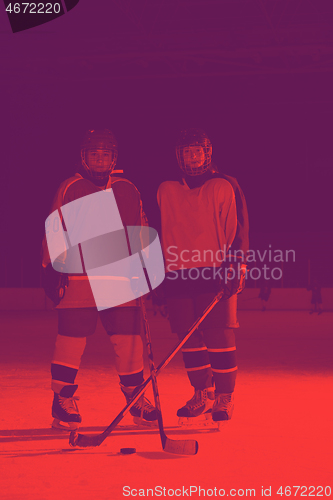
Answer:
[{"xmin": 0, "ymin": 0, "xmax": 332, "ymax": 287}]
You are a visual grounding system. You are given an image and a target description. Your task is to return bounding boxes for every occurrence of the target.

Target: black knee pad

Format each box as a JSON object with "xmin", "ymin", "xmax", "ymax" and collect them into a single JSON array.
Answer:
[{"xmin": 100, "ymin": 307, "xmax": 142, "ymax": 335}]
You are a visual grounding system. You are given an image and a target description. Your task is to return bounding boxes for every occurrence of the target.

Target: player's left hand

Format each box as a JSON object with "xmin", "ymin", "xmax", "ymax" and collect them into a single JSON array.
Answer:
[{"xmin": 150, "ymin": 286, "xmax": 169, "ymax": 318}]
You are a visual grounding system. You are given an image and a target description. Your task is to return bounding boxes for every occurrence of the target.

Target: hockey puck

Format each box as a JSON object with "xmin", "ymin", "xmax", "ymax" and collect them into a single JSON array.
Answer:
[{"xmin": 120, "ymin": 448, "xmax": 136, "ymax": 455}]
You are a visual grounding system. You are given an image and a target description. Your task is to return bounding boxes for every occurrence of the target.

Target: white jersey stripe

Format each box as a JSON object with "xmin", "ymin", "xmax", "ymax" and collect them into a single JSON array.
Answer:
[
  {"xmin": 51, "ymin": 360, "xmax": 80, "ymax": 370},
  {"xmin": 186, "ymin": 364, "xmax": 211, "ymax": 372},
  {"xmin": 116, "ymin": 366, "xmax": 144, "ymax": 376},
  {"xmin": 212, "ymin": 366, "xmax": 238, "ymax": 373},
  {"xmin": 207, "ymin": 347, "xmax": 236, "ymax": 352},
  {"xmin": 181, "ymin": 347, "xmax": 208, "ymax": 352}
]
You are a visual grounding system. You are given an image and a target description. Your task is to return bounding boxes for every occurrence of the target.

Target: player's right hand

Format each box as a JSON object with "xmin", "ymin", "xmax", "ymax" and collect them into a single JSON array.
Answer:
[{"xmin": 41, "ymin": 264, "xmax": 69, "ymax": 305}]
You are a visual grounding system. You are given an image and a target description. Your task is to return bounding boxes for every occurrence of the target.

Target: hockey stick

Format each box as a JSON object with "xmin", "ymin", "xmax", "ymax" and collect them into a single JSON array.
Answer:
[
  {"xmin": 140, "ymin": 297, "xmax": 198, "ymax": 455},
  {"xmin": 69, "ymin": 288, "xmax": 224, "ymax": 448}
]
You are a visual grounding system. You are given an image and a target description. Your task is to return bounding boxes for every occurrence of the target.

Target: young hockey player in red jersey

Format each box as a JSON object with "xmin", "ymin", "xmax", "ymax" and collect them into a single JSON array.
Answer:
[
  {"xmin": 157, "ymin": 129, "xmax": 249, "ymax": 426},
  {"xmin": 41, "ymin": 129, "xmax": 157, "ymax": 429}
]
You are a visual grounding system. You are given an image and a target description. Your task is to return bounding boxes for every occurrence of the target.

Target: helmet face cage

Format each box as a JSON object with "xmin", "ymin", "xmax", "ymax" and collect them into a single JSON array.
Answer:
[
  {"xmin": 175, "ymin": 129, "xmax": 212, "ymax": 176},
  {"xmin": 81, "ymin": 129, "xmax": 118, "ymax": 181},
  {"xmin": 176, "ymin": 139, "xmax": 212, "ymax": 176}
]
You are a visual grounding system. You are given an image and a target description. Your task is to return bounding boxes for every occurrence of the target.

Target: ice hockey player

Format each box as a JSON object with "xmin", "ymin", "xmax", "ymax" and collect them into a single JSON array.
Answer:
[
  {"xmin": 41, "ymin": 129, "xmax": 157, "ymax": 429},
  {"xmin": 157, "ymin": 128, "xmax": 249, "ymax": 427}
]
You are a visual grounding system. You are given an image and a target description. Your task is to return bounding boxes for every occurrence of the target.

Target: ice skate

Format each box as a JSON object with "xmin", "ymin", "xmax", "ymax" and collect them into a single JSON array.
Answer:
[
  {"xmin": 212, "ymin": 392, "xmax": 234, "ymax": 429},
  {"xmin": 52, "ymin": 384, "xmax": 82, "ymax": 430},
  {"xmin": 177, "ymin": 388, "xmax": 215, "ymax": 427},
  {"xmin": 121, "ymin": 385, "xmax": 158, "ymax": 427}
]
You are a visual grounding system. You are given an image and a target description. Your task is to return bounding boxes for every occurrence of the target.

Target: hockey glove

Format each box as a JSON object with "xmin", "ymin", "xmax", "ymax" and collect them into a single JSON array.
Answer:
[
  {"xmin": 150, "ymin": 284, "xmax": 168, "ymax": 318},
  {"xmin": 220, "ymin": 257, "xmax": 247, "ymax": 300},
  {"xmin": 41, "ymin": 264, "xmax": 69, "ymax": 306}
]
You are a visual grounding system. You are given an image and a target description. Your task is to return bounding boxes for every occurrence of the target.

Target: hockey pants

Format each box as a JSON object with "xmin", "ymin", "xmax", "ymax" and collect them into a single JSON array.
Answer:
[
  {"xmin": 51, "ymin": 307, "xmax": 144, "ymax": 393},
  {"xmin": 167, "ymin": 293, "xmax": 238, "ymax": 394}
]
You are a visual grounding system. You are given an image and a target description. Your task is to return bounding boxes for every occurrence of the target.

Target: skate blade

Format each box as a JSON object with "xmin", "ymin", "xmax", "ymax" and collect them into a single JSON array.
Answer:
[
  {"xmin": 212, "ymin": 412, "xmax": 233, "ymax": 430},
  {"xmin": 216, "ymin": 420, "xmax": 228, "ymax": 430},
  {"xmin": 205, "ymin": 418, "xmax": 231, "ymax": 431},
  {"xmin": 178, "ymin": 412, "xmax": 216, "ymax": 428},
  {"xmin": 52, "ymin": 418, "xmax": 80, "ymax": 431},
  {"xmin": 132, "ymin": 416, "xmax": 158, "ymax": 428}
]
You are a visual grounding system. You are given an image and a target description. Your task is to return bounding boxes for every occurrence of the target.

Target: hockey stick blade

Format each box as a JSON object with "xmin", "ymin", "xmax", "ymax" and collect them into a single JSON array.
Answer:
[
  {"xmin": 140, "ymin": 293, "xmax": 199, "ymax": 455},
  {"xmin": 156, "ymin": 407, "xmax": 198, "ymax": 456},
  {"xmin": 69, "ymin": 430, "xmax": 198, "ymax": 454},
  {"xmin": 69, "ymin": 430, "xmax": 104, "ymax": 448},
  {"xmin": 69, "ymin": 408, "xmax": 199, "ymax": 455},
  {"xmin": 163, "ymin": 436, "xmax": 198, "ymax": 455}
]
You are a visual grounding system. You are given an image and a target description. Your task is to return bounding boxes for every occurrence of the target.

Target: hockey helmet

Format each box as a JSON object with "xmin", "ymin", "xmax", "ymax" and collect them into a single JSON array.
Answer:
[
  {"xmin": 81, "ymin": 129, "xmax": 118, "ymax": 181},
  {"xmin": 175, "ymin": 129, "xmax": 212, "ymax": 176}
]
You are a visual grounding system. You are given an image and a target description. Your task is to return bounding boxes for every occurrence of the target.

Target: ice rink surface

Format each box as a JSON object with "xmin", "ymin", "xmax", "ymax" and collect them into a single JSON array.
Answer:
[{"xmin": 0, "ymin": 308, "xmax": 332, "ymax": 500}]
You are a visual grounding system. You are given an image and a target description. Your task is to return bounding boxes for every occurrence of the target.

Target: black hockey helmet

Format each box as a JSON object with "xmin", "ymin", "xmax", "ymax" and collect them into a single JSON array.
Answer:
[
  {"xmin": 175, "ymin": 128, "xmax": 212, "ymax": 176},
  {"xmin": 81, "ymin": 129, "xmax": 118, "ymax": 181}
]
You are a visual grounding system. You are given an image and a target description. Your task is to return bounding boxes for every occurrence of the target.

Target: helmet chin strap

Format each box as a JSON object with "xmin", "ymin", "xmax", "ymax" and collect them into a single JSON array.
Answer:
[
  {"xmin": 80, "ymin": 162, "xmax": 110, "ymax": 187},
  {"xmin": 80, "ymin": 163, "xmax": 124, "ymax": 189},
  {"xmin": 81, "ymin": 149, "xmax": 115, "ymax": 184},
  {"xmin": 92, "ymin": 176, "xmax": 110, "ymax": 187}
]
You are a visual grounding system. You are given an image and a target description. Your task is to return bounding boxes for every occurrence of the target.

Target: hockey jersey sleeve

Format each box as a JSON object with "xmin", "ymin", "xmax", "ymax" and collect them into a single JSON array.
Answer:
[
  {"xmin": 111, "ymin": 180, "xmax": 142, "ymax": 227},
  {"xmin": 217, "ymin": 173, "xmax": 249, "ymax": 256},
  {"xmin": 41, "ymin": 174, "xmax": 83, "ymax": 269},
  {"xmin": 217, "ymin": 180, "xmax": 238, "ymax": 253}
]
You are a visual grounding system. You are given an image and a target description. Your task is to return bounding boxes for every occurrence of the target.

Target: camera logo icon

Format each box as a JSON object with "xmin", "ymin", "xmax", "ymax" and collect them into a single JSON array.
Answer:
[{"xmin": 45, "ymin": 188, "xmax": 165, "ymax": 310}]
